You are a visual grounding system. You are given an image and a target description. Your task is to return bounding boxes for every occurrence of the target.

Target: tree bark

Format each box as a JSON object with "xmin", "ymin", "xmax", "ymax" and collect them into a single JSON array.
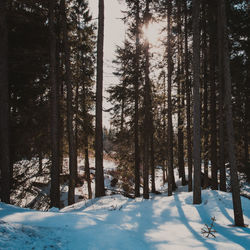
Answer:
[
  {"xmin": 150, "ymin": 119, "xmax": 156, "ymax": 193},
  {"xmin": 177, "ymin": 0, "xmax": 186, "ymax": 186},
  {"xmin": 84, "ymin": 135, "xmax": 92, "ymax": 199},
  {"xmin": 192, "ymin": 0, "xmax": 202, "ymax": 205},
  {"xmin": 162, "ymin": 71, "xmax": 167, "ymax": 184},
  {"xmin": 208, "ymin": 0, "xmax": 218, "ymax": 190},
  {"xmin": 0, "ymin": 0, "xmax": 10, "ymax": 203},
  {"xmin": 219, "ymin": 0, "xmax": 245, "ymax": 227},
  {"xmin": 95, "ymin": 0, "xmax": 105, "ymax": 197},
  {"xmin": 61, "ymin": 0, "xmax": 77, "ymax": 205},
  {"xmin": 142, "ymin": 0, "xmax": 150, "ymax": 200},
  {"xmin": 49, "ymin": 0, "xmax": 60, "ymax": 208},
  {"xmin": 217, "ymin": 2, "xmax": 226, "ymax": 191},
  {"xmin": 134, "ymin": 0, "xmax": 140, "ymax": 197},
  {"xmin": 167, "ymin": 0, "xmax": 175, "ymax": 196},
  {"xmin": 184, "ymin": 0, "xmax": 192, "ymax": 192},
  {"xmin": 202, "ymin": 0, "xmax": 209, "ymax": 189}
]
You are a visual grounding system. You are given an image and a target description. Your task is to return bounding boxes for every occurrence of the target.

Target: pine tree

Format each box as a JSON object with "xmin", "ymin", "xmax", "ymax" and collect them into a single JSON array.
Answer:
[
  {"xmin": 134, "ymin": 0, "xmax": 141, "ymax": 197},
  {"xmin": 219, "ymin": 0, "xmax": 245, "ymax": 227},
  {"xmin": 49, "ymin": 0, "xmax": 60, "ymax": 208},
  {"xmin": 95, "ymin": 0, "xmax": 105, "ymax": 198},
  {"xmin": 193, "ymin": 0, "xmax": 202, "ymax": 205},
  {"xmin": 61, "ymin": 0, "xmax": 77, "ymax": 205},
  {"xmin": 0, "ymin": 0, "xmax": 10, "ymax": 203},
  {"xmin": 208, "ymin": 0, "xmax": 218, "ymax": 190}
]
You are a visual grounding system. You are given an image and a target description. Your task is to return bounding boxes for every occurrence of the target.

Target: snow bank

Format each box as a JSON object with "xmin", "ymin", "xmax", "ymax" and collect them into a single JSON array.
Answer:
[{"xmin": 1, "ymin": 190, "xmax": 250, "ymax": 249}]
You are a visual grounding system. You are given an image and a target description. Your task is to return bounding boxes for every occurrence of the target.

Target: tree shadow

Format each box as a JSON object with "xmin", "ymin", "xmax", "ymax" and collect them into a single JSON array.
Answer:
[{"xmin": 174, "ymin": 194, "xmax": 217, "ymax": 250}]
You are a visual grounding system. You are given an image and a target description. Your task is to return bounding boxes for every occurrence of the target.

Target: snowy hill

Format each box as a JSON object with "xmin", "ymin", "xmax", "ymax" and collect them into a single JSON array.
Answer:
[{"xmin": 1, "ymin": 190, "xmax": 250, "ymax": 249}]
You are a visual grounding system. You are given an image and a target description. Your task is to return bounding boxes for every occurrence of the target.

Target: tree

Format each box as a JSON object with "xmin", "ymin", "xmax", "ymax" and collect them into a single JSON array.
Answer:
[
  {"xmin": 0, "ymin": 0, "xmax": 10, "ymax": 203},
  {"xmin": 134, "ymin": 0, "xmax": 141, "ymax": 197},
  {"xmin": 217, "ymin": 0, "xmax": 226, "ymax": 191},
  {"xmin": 176, "ymin": 0, "xmax": 186, "ymax": 186},
  {"xmin": 167, "ymin": 0, "xmax": 176, "ymax": 196},
  {"xmin": 201, "ymin": 0, "xmax": 209, "ymax": 189},
  {"xmin": 192, "ymin": 0, "xmax": 202, "ymax": 205},
  {"xmin": 184, "ymin": 0, "xmax": 192, "ymax": 192},
  {"xmin": 208, "ymin": 0, "xmax": 218, "ymax": 190},
  {"xmin": 219, "ymin": 0, "xmax": 244, "ymax": 227},
  {"xmin": 95, "ymin": 0, "xmax": 105, "ymax": 197},
  {"xmin": 49, "ymin": 0, "xmax": 60, "ymax": 208},
  {"xmin": 142, "ymin": 0, "xmax": 151, "ymax": 200},
  {"xmin": 61, "ymin": 0, "xmax": 77, "ymax": 205}
]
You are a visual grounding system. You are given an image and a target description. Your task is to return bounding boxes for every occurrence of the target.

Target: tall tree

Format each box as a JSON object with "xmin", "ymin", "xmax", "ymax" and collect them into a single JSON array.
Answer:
[
  {"xmin": 219, "ymin": 0, "xmax": 244, "ymax": 227},
  {"xmin": 201, "ymin": 0, "xmax": 209, "ymax": 189},
  {"xmin": 177, "ymin": 0, "xmax": 186, "ymax": 186},
  {"xmin": 184, "ymin": 0, "xmax": 192, "ymax": 192},
  {"xmin": 61, "ymin": 0, "xmax": 77, "ymax": 205},
  {"xmin": 192, "ymin": 0, "xmax": 202, "ymax": 204},
  {"xmin": 142, "ymin": 0, "xmax": 151, "ymax": 199},
  {"xmin": 134, "ymin": 0, "xmax": 141, "ymax": 197},
  {"xmin": 95, "ymin": 0, "xmax": 105, "ymax": 197},
  {"xmin": 49, "ymin": 0, "xmax": 60, "ymax": 208},
  {"xmin": 167, "ymin": 0, "xmax": 175, "ymax": 196},
  {"xmin": 208, "ymin": 0, "xmax": 218, "ymax": 190},
  {"xmin": 217, "ymin": 0, "xmax": 226, "ymax": 191},
  {"xmin": 0, "ymin": 0, "xmax": 10, "ymax": 203}
]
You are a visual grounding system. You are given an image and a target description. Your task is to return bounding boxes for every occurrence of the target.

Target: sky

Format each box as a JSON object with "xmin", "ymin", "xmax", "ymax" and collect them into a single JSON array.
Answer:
[{"xmin": 88, "ymin": 0, "xmax": 127, "ymax": 128}]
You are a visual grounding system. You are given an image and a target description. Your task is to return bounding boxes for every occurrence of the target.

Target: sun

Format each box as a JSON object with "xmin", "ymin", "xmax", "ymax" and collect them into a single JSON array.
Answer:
[{"xmin": 142, "ymin": 21, "xmax": 162, "ymax": 46}]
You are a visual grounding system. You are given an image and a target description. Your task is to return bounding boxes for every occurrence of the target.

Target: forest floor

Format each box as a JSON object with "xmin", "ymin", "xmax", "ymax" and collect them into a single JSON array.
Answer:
[{"xmin": 1, "ymin": 159, "xmax": 250, "ymax": 249}]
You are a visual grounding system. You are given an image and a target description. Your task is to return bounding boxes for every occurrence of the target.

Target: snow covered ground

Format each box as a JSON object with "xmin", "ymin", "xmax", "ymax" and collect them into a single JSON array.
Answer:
[
  {"xmin": 1, "ymin": 186, "xmax": 250, "ymax": 249},
  {"xmin": 4, "ymin": 157, "xmax": 250, "ymax": 249}
]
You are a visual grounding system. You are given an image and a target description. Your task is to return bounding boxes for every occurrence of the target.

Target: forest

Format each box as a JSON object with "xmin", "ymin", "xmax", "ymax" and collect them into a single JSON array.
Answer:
[{"xmin": 0, "ymin": 0, "xmax": 249, "ymax": 249}]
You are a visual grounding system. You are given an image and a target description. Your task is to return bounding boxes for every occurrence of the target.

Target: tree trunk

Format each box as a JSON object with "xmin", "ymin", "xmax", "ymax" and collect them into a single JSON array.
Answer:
[
  {"xmin": 142, "ymin": 0, "xmax": 150, "ymax": 200},
  {"xmin": 163, "ymin": 71, "xmax": 167, "ymax": 184},
  {"xmin": 95, "ymin": 0, "xmax": 105, "ymax": 198},
  {"xmin": 202, "ymin": 0, "xmax": 209, "ymax": 189},
  {"xmin": 208, "ymin": 0, "xmax": 218, "ymax": 190},
  {"xmin": 217, "ymin": 2, "xmax": 226, "ymax": 191},
  {"xmin": 167, "ymin": 0, "xmax": 175, "ymax": 196},
  {"xmin": 84, "ymin": 135, "xmax": 92, "ymax": 199},
  {"xmin": 0, "ymin": 0, "xmax": 10, "ymax": 203},
  {"xmin": 192, "ymin": 0, "xmax": 202, "ymax": 205},
  {"xmin": 134, "ymin": 0, "xmax": 140, "ymax": 198},
  {"xmin": 184, "ymin": 0, "xmax": 192, "ymax": 192},
  {"xmin": 177, "ymin": 0, "xmax": 186, "ymax": 186},
  {"xmin": 61, "ymin": 0, "xmax": 77, "ymax": 205},
  {"xmin": 244, "ymin": 47, "xmax": 249, "ymax": 181},
  {"xmin": 219, "ymin": 0, "xmax": 245, "ymax": 227},
  {"xmin": 49, "ymin": 0, "xmax": 60, "ymax": 208},
  {"xmin": 150, "ymin": 120, "xmax": 156, "ymax": 193}
]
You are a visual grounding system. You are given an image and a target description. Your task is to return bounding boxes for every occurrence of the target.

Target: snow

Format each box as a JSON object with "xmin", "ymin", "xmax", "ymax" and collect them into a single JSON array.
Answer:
[
  {"xmin": 1, "ymin": 188, "xmax": 250, "ymax": 249},
  {"xmin": 5, "ymin": 158, "xmax": 250, "ymax": 249}
]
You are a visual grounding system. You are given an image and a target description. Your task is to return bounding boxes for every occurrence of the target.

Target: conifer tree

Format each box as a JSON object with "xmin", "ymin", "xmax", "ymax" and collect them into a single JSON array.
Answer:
[
  {"xmin": 193, "ymin": 0, "xmax": 202, "ymax": 205},
  {"xmin": 0, "ymin": 0, "xmax": 10, "ymax": 203},
  {"xmin": 95, "ymin": 0, "xmax": 105, "ymax": 198}
]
